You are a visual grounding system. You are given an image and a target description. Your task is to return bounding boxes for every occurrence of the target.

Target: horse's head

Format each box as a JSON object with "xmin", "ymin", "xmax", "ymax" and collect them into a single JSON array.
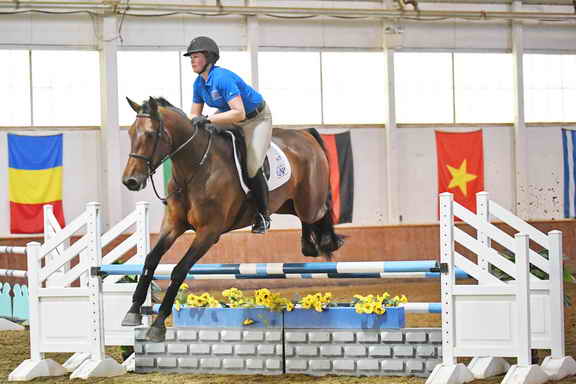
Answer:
[{"xmin": 122, "ymin": 96, "xmax": 173, "ymax": 191}]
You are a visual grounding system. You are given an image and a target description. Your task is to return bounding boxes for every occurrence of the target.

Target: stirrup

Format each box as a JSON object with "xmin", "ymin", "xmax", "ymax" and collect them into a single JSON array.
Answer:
[{"xmin": 251, "ymin": 213, "xmax": 270, "ymax": 234}]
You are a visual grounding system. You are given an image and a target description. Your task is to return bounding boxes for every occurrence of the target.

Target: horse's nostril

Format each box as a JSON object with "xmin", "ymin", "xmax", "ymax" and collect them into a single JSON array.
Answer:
[{"xmin": 124, "ymin": 177, "xmax": 140, "ymax": 191}]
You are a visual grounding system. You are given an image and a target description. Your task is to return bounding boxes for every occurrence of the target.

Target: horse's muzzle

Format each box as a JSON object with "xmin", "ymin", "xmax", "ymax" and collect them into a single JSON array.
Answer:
[{"xmin": 123, "ymin": 176, "xmax": 146, "ymax": 191}]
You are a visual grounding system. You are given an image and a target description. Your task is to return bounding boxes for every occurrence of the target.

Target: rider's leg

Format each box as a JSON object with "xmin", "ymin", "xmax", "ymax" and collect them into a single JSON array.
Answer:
[{"xmin": 240, "ymin": 106, "xmax": 273, "ymax": 233}]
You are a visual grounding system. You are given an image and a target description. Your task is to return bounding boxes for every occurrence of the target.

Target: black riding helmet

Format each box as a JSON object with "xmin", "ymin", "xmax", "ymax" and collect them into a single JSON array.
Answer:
[{"xmin": 184, "ymin": 36, "xmax": 220, "ymax": 74}]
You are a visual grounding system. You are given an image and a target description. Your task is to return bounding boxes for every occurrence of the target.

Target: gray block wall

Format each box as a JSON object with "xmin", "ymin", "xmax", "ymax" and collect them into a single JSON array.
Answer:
[
  {"xmin": 135, "ymin": 327, "xmax": 284, "ymax": 375},
  {"xmin": 135, "ymin": 327, "xmax": 442, "ymax": 377},
  {"xmin": 284, "ymin": 328, "xmax": 442, "ymax": 377}
]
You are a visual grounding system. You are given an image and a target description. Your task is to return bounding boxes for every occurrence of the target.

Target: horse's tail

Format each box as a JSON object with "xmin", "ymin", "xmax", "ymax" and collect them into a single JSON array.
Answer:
[{"xmin": 306, "ymin": 128, "xmax": 346, "ymax": 258}]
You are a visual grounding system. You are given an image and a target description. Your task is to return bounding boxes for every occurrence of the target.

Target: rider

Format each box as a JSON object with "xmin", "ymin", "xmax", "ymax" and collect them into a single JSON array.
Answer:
[{"xmin": 184, "ymin": 36, "xmax": 272, "ymax": 234}]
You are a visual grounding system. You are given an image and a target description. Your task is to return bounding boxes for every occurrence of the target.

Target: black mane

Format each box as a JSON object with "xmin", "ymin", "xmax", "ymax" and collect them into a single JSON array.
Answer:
[{"xmin": 142, "ymin": 97, "xmax": 189, "ymax": 120}]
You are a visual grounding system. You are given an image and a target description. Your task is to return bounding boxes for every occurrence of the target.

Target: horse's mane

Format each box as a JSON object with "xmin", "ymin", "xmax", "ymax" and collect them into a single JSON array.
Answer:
[{"xmin": 142, "ymin": 97, "xmax": 189, "ymax": 120}]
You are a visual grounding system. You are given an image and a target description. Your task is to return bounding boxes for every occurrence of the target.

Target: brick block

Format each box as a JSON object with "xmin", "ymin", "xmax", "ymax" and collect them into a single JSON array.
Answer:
[
  {"xmin": 320, "ymin": 345, "xmax": 343, "ymax": 357},
  {"xmin": 357, "ymin": 332, "xmax": 380, "ymax": 343},
  {"xmin": 246, "ymin": 359, "xmax": 264, "ymax": 369},
  {"xmin": 406, "ymin": 331, "xmax": 427, "ymax": 343},
  {"xmin": 394, "ymin": 346, "xmax": 415, "ymax": 357},
  {"xmin": 333, "ymin": 360, "xmax": 355, "ymax": 371},
  {"xmin": 332, "ymin": 332, "xmax": 355, "ymax": 343},
  {"xmin": 344, "ymin": 346, "xmax": 367, "ymax": 357},
  {"xmin": 178, "ymin": 358, "xmax": 199, "ymax": 368},
  {"xmin": 310, "ymin": 360, "xmax": 332, "ymax": 371},
  {"xmin": 407, "ymin": 360, "xmax": 425, "ymax": 372},
  {"xmin": 222, "ymin": 330, "xmax": 242, "ymax": 341},
  {"xmin": 358, "ymin": 359, "xmax": 380, "ymax": 371},
  {"xmin": 257, "ymin": 345, "xmax": 276, "ymax": 355},
  {"xmin": 135, "ymin": 328, "xmax": 148, "ymax": 341},
  {"xmin": 157, "ymin": 358, "xmax": 177, "ymax": 368},
  {"xmin": 236, "ymin": 345, "xmax": 256, "ymax": 355},
  {"xmin": 200, "ymin": 358, "xmax": 221, "ymax": 369},
  {"xmin": 284, "ymin": 345, "xmax": 294, "ymax": 357},
  {"xmin": 295, "ymin": 345, "xmax": 318, "ymax": 357},
  {"xmin": 177, "ymin": 330, "xmax": 197, "ymax": 341},
  {"xmin": 437, "ymin": 347, "xmax": 443, "ymax": 358},
  {"xmin": 369, "ymin": 346, "xmax": 392, "ymax": 357},
  {"xmin": 266, "ymin": 331, "xmax": 282, "ymax": 342},
  {"xmin": 285, "ymin": 332, "xmax": 307, "ymax": 343},
  {"xmin": 243, "ymin": 331, "xmax": 264, "ymax": 342},
  {"xmin": 212, "ymin": 345, "xmax": 233, "ymax": 355},
  {"xmin": 135, "ymin": 358, "xmax": 155, "ymax": 368},
  {"xmin": 165, "ymin": 330, "xmax": 176, "ymax": 341},
  {"xmin": 429, "ymin": 330, "xmax": 442, "ymax": 343},
  {"xmin": 198, "ymin": 330, "xmax": 220, "ymax": 341},
  {"xmin": 417, "ymin": 346, "xmax": 436, "ymax": 358},
  {"xmin": 145, "ymin": 343, "xmax": 165, "ymax": 354},
  {"xmin": 167, "ymin": 344, "xmax": 188, "ymax": 354},
  {"xmin": 286, "ymin": 360, "xmax": 307, "ymax": 370},
  {"xmin": 223, "ymin": 359, "xmax": 244, "ymax": 369},
  {"xmin": 381, "ymin": 331, "xmax": 403, "ymax": 342},
  {"xmin": 189, "ymin": 344, "xmax": 211, "ymax": 355},
  {"xmin": 309, "ymin": 332, "xmax": 331, "ymax": 343},
  {"xmin": 266, "ymin": 359, "xmax": 282, "ymax": 370},
  {"xmin": 276, "ymin": 345, "xmax": 284, "ymax": 356},
  {"xmin": 134, "ymin": 344, "xmax": 144, "ymax": 354},
  {"xmin": 381, "ymin": 360, "xmax": 404, "ymax": 371},
  {"xmin": 426, "ymin": 360, "xmax": 442, "ymax": 372}
]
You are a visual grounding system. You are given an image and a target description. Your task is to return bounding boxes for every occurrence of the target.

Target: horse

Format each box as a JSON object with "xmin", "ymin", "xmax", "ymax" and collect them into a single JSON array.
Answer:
[{"xmin": 121, "ymin": 96, "xmax": 344, "ymax": 341}]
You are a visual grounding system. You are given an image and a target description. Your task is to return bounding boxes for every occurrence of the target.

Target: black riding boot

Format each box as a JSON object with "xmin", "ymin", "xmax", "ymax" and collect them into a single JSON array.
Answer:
[{"xmin": 248, "ymin": 169, "xmax": 271, "ymax": 234}]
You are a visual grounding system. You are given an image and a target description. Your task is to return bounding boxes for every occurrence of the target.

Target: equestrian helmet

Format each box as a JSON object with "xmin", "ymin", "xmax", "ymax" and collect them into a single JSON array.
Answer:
[{"xmin": 183, "ymin": 36, "xmax": 220, "ymax": 63}]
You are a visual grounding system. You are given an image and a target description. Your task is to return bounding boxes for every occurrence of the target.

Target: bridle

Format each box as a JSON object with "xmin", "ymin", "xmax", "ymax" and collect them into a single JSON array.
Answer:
[{"xmin": 129, "ymin": 112, "xmax": 213, "ymax": 204}]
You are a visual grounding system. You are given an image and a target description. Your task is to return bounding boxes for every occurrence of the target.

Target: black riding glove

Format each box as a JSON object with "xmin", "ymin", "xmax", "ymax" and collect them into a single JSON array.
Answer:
[{"xmin": 191, "ymin": 115, "xmax": 209, "ymax": 129}]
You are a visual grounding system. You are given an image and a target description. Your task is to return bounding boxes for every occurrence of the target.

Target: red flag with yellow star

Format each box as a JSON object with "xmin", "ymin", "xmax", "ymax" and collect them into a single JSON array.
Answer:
[{"xmin": 435, "ymin": 130, "xmax": 484, "ymax": 214}]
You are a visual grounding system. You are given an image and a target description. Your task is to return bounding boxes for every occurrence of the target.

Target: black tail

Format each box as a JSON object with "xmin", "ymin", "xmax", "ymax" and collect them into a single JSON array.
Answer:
[{"xmin": 306, "ymin": 128, "xmax": 345, "ymax": 258}]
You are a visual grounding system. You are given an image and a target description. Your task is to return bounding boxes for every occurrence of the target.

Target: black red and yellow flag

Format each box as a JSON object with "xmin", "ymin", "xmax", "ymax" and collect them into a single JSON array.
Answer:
[
  {"xmin": 435, "ymin": 130, "xmax": 484, "ymax": 214},
  {"xmin": 320, "ymin": 131, "xmax": 354, "ymax": 224}
]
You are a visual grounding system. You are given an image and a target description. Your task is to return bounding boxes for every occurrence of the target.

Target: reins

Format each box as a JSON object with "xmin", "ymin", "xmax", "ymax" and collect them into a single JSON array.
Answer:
[{"xmin": 129, "ymin": 112, "xmax": 213, "ymax": 205}]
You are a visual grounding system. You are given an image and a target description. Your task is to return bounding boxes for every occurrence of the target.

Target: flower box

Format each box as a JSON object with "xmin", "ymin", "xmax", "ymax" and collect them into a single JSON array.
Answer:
[
  {"xmin": 284, "ymin": 306, "xmax": 405, "ymax": 329},
  {"xmin": 172, "ymin": 306, "xmax": 405, "ymax": 329},
  {"xmin": 172, "ymin": 307, "xmax": 283, "ymax": 328}
]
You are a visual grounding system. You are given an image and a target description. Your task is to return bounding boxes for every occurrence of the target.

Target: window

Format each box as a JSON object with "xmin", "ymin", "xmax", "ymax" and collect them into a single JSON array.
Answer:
[
  {"xmin": 181, "ymin": 51, "xmax": 251, "ymax": 116},
  {"xmin": 0, "ymin": 50, "xmax": 31, "ymax": 126},
  {"xmin": 322, "ymin": 52, "xmax": 386, "ymax": 124},
  {"xmin": 454, "ymin": 53, "xmax": 514, "ymax": 123},
  {"xmin": 524, "ymin": 54, "xmax": 576, "ymax": 123},
  {"xmin": 32, "ymin": 51, "xmax": 100, "ymax": 126},
  {"xmin": 395, "ymin": 52, "xmax": 453, "ymax": 124},
  {"xmin": 259, "ymin": 52, "xmax": 322, "ymax": 125},
  {"xmin": 118, "ymin": 51, "xmax": 180, "ymax": 126}
]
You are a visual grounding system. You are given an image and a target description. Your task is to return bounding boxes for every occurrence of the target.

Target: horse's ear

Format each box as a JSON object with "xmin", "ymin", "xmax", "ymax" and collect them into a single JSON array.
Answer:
[
  {"xmin": 148, "ymin": 97, "xmax": 158, "ymax": 114},
  {"xmin": 126, "ymin": 97, "xmax": 141, "ymax": 113}
]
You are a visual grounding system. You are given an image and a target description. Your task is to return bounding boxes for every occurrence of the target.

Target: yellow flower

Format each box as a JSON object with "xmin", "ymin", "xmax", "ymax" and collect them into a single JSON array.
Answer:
[
  {"xmin": 179, "ymin": 283, "xmax": 189, "ymax": 291},
  {"xmin": 174, "ymin": 300, "xmax": 181, "ymax": 311},
  {"xmin": 243, "ymin": 318, "xmax": 254, "ymax": 325}
]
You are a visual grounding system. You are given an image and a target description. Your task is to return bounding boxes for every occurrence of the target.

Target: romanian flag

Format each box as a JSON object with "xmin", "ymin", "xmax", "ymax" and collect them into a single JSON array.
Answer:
[
  {"xmin": 8, "ymin": 134, "xmax": 65, "ymax": 234},
  {"xmin": 435, "ymin": 130, "xmax": 484, "ymax": 214},
  {"xmin": 321, "ymin": 131, "xmax": 354, "ymax": 224}
]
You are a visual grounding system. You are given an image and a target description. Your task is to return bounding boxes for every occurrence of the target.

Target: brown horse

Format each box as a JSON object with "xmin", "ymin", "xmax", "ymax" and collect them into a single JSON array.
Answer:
[{"xmin": 121, "ymin": 96, "xmax": 344, "ymax": 341}]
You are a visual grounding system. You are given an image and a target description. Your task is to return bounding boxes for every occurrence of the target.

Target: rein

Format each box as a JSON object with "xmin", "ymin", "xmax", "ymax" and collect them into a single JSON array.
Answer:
[{"xmin": 129, "ymin": 112, "xmax": 213, "ymax": 204}]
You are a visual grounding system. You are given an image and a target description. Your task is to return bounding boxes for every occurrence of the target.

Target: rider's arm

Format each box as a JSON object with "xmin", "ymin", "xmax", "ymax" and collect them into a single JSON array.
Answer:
[
  {"xmin": 190, "ymin": 102, "xmax": 204, "ymax": 119},
  {"xmin": 207, "ymin": 95, "xmax": 246, "ymax": 124}
]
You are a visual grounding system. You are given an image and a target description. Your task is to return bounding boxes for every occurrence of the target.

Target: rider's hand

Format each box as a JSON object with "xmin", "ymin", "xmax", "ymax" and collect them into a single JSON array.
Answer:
[{"xmin": 191, "ymin": 115, "xmax": 209, "ymax": 129}]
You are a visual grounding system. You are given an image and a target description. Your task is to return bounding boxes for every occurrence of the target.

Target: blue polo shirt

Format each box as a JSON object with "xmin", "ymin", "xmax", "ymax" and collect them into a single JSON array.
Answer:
[{"xmin": 193, "ymin": 66, "xmax": 263, "ymax": 114}]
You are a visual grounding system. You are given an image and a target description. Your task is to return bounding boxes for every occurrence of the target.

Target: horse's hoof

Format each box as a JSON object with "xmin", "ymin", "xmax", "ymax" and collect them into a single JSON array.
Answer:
[
  {"xmin": 146, "ymin": 326, "xmax": 166, "ymax": 342},
  {"xmin": 302, "ymin": 243, "xmax": 320, "ymax": 257},
  {"xmin": 121, "ymin": 312, "xmax": 142, "ymax": 327}
]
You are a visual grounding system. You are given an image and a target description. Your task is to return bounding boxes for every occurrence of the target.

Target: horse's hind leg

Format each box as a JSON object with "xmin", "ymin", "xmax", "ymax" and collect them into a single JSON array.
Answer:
[
  {"xmin": 301, "ymin": 222, "xmax": 320, "ymax": 257},
  {"xmin": 121, "ymin": 227, "xmax": 183, "ymax": 326},
  {"xmin": 146, "ymin": 229, "xmax": 219, "ymax": 342},
  {"xmin": 313, "ymin": 212, "xmax": 345, "ymax": 257}
]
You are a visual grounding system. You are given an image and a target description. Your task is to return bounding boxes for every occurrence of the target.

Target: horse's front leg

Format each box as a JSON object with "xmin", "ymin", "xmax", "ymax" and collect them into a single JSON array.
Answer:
[
  {"xmin": 121, "ymin": 227, "xmax": 184, "ymax": 326},
  {"xmin": 146, "ymin": 228, "xmax": 220, "ymax": 342}
]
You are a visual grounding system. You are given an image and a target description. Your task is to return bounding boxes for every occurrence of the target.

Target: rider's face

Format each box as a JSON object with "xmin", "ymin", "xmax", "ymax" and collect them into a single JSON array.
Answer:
[{"xmin": 190, "ymin": 52, "xmax": 207, "ymax": 74}]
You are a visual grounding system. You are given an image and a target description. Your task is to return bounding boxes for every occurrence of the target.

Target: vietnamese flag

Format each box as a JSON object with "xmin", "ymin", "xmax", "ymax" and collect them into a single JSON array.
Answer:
[
  {"xmin": 435, "ymin": 130, "xmax": 484, "ymax": 214},
  {"xmin": 320, "ymin": 132, "xmax": 354, "ymax": 224}
]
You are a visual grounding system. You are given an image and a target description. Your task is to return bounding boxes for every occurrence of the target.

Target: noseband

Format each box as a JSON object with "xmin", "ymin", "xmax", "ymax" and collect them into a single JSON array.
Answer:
[{"xmin": 128, "ymin": 112, "xmax": 213, "ymax": 204}]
